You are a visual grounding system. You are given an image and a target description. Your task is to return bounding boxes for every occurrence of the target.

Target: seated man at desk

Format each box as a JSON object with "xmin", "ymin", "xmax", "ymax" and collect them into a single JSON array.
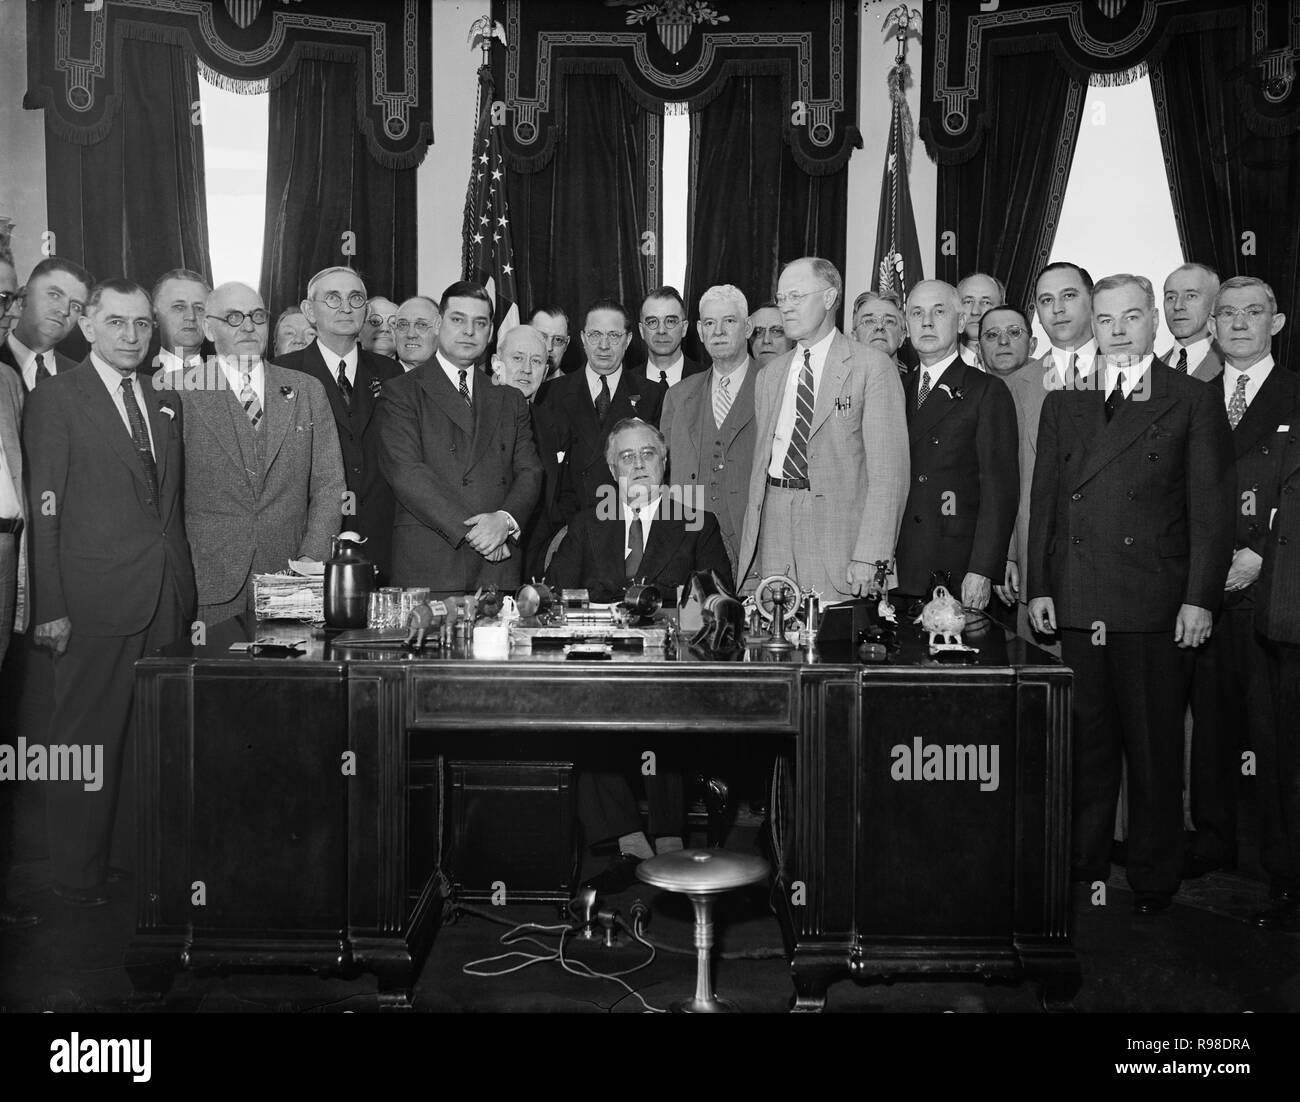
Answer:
[{"xmin": 548, "ymin": 418, "xmax": 733, "ymax": 893}]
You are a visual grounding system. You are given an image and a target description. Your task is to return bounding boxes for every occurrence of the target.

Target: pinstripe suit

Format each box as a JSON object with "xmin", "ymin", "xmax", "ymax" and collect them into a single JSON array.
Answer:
[{"xmin": 736, "ymin": 330, "xmax": 909, "ymax": 598}]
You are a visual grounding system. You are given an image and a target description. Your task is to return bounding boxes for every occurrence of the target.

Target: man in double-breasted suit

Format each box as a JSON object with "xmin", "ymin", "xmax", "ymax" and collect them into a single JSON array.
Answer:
[
  {"xmin": 736, "ymin": 257, "xmax": 909, "ymax": 600},
  {"xmin": 24, "ymin": 278, "xmax": 196, "ymax": 906},
  {"xmin": 1160, "ymin": 263, "xmax": 1225, "ymax": 382},
  {"xmin": 661, "ymin": 284, "xmax": 761, "ymax": 577},
  {"xmin": 895, "ymin": 280, "xmax": 1018, "ymax": 605},
  {"xmin": 279, "ymin": 267, "xmax": 402, "ymax": 581},
  {"xmin": 536, "ymin": 299, "xmax": 666, "ymax": 531},
  {"xmin": 377, "ymin": 281, "xmax": 541, "ymax": 595},
  {"xmin": 167, "ymin": 282, "xmax": 344, "ymax": 625},
  {"xmin": 1195, "ymin": 277, "xmax": 1298, "ymax": 923},
  {"xmin": 1028, "ymin": 273, "xmax": 1235, "ymax": 915}
]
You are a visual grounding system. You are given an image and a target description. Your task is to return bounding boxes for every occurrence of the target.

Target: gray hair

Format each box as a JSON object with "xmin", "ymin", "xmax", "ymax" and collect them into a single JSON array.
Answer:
[
  {"xmin": 1167, "ymin": 262, "xmax": 1221, "ymax": 292},
  {"xmin": 150, "ymin": 268, "xmax": 210, "ymax": 305},
  {"xmin": 1092, "ymin": 273, "xmax": 1156, "ymax": 310},
  {"xmin": 603, "ymin": 417, "xmax": 667, "ymax": 467},
  {"xmin": 698, "ymin": 283, "xmax": 748, "ymax": 317},
  {"xmin": 906, "ymin": 279, "xmax": 962, "ymax": 313},
  {"xmin": 1214, "ymin": 275, "xmax": 1277, "ymax": 313},
  {"xmin": 305, "ymin": 266, "xmax": 365, "ymax": 301},
  {"xmin": 782, "ymin": 257, "xmax": 843, "ymax": 309},
  {"xmin": 852, "ymin": 289, "xmax": 903, "ymax": 316}
]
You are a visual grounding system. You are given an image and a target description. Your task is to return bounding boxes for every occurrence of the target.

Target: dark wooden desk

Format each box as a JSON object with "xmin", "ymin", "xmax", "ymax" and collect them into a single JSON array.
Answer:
[{"xmin": 127, "ymin": 613, "xmax": 1078, "ymax": 1010}]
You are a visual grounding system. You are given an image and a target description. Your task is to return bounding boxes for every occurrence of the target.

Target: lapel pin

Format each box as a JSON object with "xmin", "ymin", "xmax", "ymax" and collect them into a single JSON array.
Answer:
[{"xmin": 280, "ymin": 385, "xmax": 295, "ymax": 399}]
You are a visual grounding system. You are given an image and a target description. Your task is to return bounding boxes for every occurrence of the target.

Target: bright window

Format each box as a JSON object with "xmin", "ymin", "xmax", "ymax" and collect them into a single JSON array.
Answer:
[
  {"xmin": 198, "ymin": 75, "xmax": 269, "ymax": 288},
  {"xmin": 661, "ymin": 105, "xmax": 689, "ymax": 296}
]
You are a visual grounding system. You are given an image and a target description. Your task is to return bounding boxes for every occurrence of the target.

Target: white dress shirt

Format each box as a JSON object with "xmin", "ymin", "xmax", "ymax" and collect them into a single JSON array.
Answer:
[
  {"xmin": 155, "ymin": 347, "xmax": 203, "ymax": 375},
  {"xmin": 624, "ymin": 494, "xmax": 662, "ymax": 560},
  {"xmin": 90, "ymin": 352, "xmax": 156, "ymax": 457},
  {"xmin": 959, "ymin": 342, "xmax": 982, "ymax": 370},
  {"xmin": 1222, "ymin": 354, "xmax": 1273, "ymax": 414},
  {"xmin": 1161, "ymin": 335, "xmax": 1213, "ymax": 374},
  {"xmin": 647, "ymin": 353, "xmax": 685, "ymax": 388},
  {"xmin": 916, "ymin": 350, "xmax": 962, "ymax": 395},
  {"xmin": 713, "ymin": 359, "xmax": 749, "ymax": 416},
  {"xmin": 586, "ymin": 364, "xmax": 622, "ymax": 404},
  {"xmin": 768, "ymin": 329, "xmax": 836, "ymax": 477},
  {"xmin": 7, "ymin": 333, "xmax": 57, "ymax": 392},
  {"xmin": 216, "ymin": 355, "xmax": 266, "ymax": 408},
  {"xmin": 1100, "ymin": 353, "xmax": 1154, "ymax": 400},
  {"xmin": 1047, "ymin": 338, "xmax": 1097, "ymax": 383},
  {"xmin": 435, "ymin": 350, "xmax": 479, "ymax": 399},
  {"xmin": 318, "ymin": 339, "xmax": 359, "ymax": 388},
  {"xmin": 0, "ymin": 430, "xmax": 20, "ymax": 520}
]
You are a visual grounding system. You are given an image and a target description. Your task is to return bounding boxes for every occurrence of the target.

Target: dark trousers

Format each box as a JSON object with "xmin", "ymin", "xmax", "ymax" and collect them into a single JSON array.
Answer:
[
  {"xmin": 45, "ymin": 585, "xmax": 186, "ymax": 891},
  {"xmin": 1190, "ymin": 603, "xmax": 1271, "ymax": 863},
  {"xmin": 576, "ymin": 765, "xmax": 684, "ymax": 847},
  {"xmin": 0, "ymin": 627, "xmax": 54, "ymax": 907},
  {"xmin": 1260, "ymin": 638, "xmax": 1300, "ymax": 890},
  {"xmin": 1062, "ymin": 628, "xmax": 1194, "ymax": 896}
]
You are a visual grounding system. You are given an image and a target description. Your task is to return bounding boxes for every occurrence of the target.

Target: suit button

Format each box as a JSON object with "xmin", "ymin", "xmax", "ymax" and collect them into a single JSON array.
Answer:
[
  {"xmin": 913, "ymin": 515, "xmax": 922, "ymax": 523},
  {"xmin": 1148, "ymin": 453, "xmax": 1159, "ymax": 462},
  {"xmin": 930, "ymin": 437, "xmax": 940, "ymax": 445},
  {"xmin": 501, "ymin": 478, "xmax": 506, "ymax": 486},
  {"xmin": 1280, "ymin": 536, "xmax": 1289, "ymax": 545},
  {"xmin": 711, "ymin": 495, "xmax": 719, "ymax": 502},
  {"xmin": 1286, "ymin": 485, "xmax": 1296, "ymax": 495},
  {"xmin": 1127, "ymin": 490, "xmax": 1136, "ymax": 500},
  {"xmin": 917, "ymin": 474, "xmax": 928, "ymax": 483},
  {"xmin": 1071, "ymin": 492, "xmax": 1081, "ymax": 501},
  {"xmin": 1123, "ymin": 536, "xmax": 1134, "ymax": 546},
  {"xmin": 1261, "ymin": 445, "xmax": 1270, "ymax": 455},
  {"xmin": 450, "ymin": 445, "xmax": 457, "ymax": 454},
  {"xmin": 462, "ymin": 477, "xmax": 469, "ymax": 486},
  {"xmin": 1073, "ymin": 537, "xmax": 1082, "ymax": 545}
]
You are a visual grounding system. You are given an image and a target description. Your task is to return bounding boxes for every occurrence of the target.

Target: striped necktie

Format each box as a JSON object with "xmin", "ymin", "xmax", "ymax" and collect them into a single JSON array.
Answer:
[
  {"xmin": 1175, "ymin": 347, "xmax": 1188, "ymax": 374},
  {"xmin": 459, "ymin": 368, "xmax": 472, "ymax": 409},
  {"xmin": 713, "ymin": 373, "xmax": 733, "ymax": 428},
  {"xmin": 240, "ymin": 371, "xmax": 263, "ymax": 429},
  {"xmin": 780, "ymin": 349, "xmax": 814, "ymax": 481}
]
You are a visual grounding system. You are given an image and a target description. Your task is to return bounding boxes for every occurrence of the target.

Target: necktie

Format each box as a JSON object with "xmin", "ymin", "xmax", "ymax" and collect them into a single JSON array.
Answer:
[
  {"xmin": 119, "ymin": 377, "xmax": 159, "ymax": 510},
  {"xmin": 34, "ymin": 353, "xmax": 51, "ymax": 388},
  {"xmin": 917, "ymin": 369, "xmax": 932, "ymax": 409},
  {"xmin": 625, "ymin": 508, "xmax": 644, "ymax": 580},
  {"xmin": 458, "ymin": 368, "xmax": 472, "ymax": 409},
  {"xmin": 1064, "ymin": 352, "xmax": 1077, "ymax": 390},
  {"xmin": 336, "ymin": 361, "xmax": 352, "ymax": 408},
  {"xmin": 1175, "ymin": 347, "xmax": 1188, "ymax": 374},
  {"xmin": 659, "ymin": 369, "xmax": 668, "ymax": 387},
  {"xmin": 1105, "ymin": 371, "xmax": 1127, "ymax": 423},
  {"xmin": 240, "ymin": 370, "xmax": 263, "ymax": 429},
  {"xmin": 1227, "ymin": 374, "xmax": 1249, "ymax": 429},
  {"xmin": 713, "ymin": 373, "xmax": 733, "ymax": 429},
  {"xmin": 595, "ymin": 374, "xmax": 611, "ymax": 422},
  {"xmin": 781, "ymin": 349, "xmax": 814, "ymax": 481}
]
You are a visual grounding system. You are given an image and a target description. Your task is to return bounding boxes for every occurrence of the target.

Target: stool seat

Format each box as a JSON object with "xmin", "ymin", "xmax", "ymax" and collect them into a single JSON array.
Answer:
[
  {"xmin": 636, "ymin": 848, "xmax": 768, "ymax": 894},
  {"xmin": 636, "ymin": 848, "xmax": 770, "ymax": 1013}
]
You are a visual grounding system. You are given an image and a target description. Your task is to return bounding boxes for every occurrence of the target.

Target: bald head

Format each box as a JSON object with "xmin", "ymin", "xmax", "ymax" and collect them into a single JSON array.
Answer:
[
  {"xmin": 905, "ymin": 280, "xmax": 965, "ymax": 365},
  {"xmin": 493, "ymin": 324, "xmax": 548, "ymax": 399},
  {"xmin": 202, "ymin": 282, "xmax": 268, "ymax": 360}
]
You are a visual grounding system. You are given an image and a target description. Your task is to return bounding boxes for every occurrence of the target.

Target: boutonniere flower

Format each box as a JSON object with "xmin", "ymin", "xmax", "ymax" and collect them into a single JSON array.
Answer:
[
  {"xmin": 938, "ymin": 383, "xmax": 965, "ymax": 401},
  {"xmin": 369, "ymin": 377, "xmax": 383, "ymax": 398},
  {"xmin": 280, "ymin": 385, "xmax": 295, "ymax": 399},
  {"xmin": 158, "ymin": 403, "xmax": 176, "ymax": 420}
]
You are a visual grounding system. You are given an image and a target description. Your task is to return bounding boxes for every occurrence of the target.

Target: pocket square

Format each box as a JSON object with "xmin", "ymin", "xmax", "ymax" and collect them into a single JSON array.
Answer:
[
  {"xmin": 1280, "ymin": 425, "xmax": 1290, "ymax": 432},
  {"xmin": 159, "ymin": 405, "xmax": 176, "ymax": 420}
]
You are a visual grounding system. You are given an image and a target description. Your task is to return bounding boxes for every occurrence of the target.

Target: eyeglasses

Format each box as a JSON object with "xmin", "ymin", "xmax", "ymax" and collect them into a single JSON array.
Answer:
[
  {"xmin": 366, "ymin": 314, "xmax": 396, "ymax": 329},
  {"xmin": 751, "ymin": 325, "xmax": 786, "ymax": 340},
  {"xmin": 774, "ymin": 286, "xmax": 830, "ymax": 308},
  {"xmin": 1214, "ymin": 306, "xmax": 1269, "ymax": 322},
  {"xmin": 981, "ymin": 325, "xmax": 1028, "ymax": 342},
  {"xmin": 543, "ymin": 334, "xmax": 570, "ymax": 348},
  {"xmin": 317, "ymin": 290, "xmax": 368, "ymax": 310},
  {"xmin": 583, "ymin": 329, "xmax": 627, "ymax": 345},
  {"xmin": 855, "ymin": 314, "xmax": 901, "ymax": 330},
  {"xmin": 214, "ymin": 309, "xmax": 270, "ymax": 328},
  {"xmin": 391, "ymin": 318, "xmax": 435, "ymax": 334},
  {"xmin": 642, "ymin": 316, "xmax": 682, "ymax": 331},
  {"xmin": 0, "ymin": 290, "xmax": 23, "ymax": 312},
  {"xmin": 614, "ymin": 447, "xmax": 662, "ymax": 467}
]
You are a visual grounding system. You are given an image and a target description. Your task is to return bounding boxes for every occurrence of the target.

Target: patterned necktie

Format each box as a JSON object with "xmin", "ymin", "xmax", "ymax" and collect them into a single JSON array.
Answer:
[
  {"xmin": 659, "ymin": 368, "xmax": 668, "ymax": 387},
  {"xmin": 917, "ymin": 369, "xmax": 932, "ymax": 409},
  {"xmin": 781, "ymin": 349, "xmax": 814, "ymax": 481},
  {"xmin": 240, "ymin": 370, "xmax": 263, "ymax": 429},
  {"xmin": 34, "ymin": 352, "xmax": 51, "ymax": 388},
  {"xmin": 1227, "ymin": 374, "xmax": 1249, "ymax": 429},
  {"xmin": 595, "ymin": 374, "xmax": 611, "ymax": 422},
  {"xmin": 119, "ymin": 377, "xmax": 159, "ymax": 510},
  {"xmin": 1175, "ymin": 347, "xmax": 1188, "ymax": 374},
  {"xmin": 336, "ymin": 361, "xmax": 352, "ymax": 408},
  {"xmin": 713, "ymin": 373, "xmax": 733, "ymax": 429},
  {"xmin": 625, "ymin": 508, "xmax": 644, "ymax": 580},
  {"xmin": 1105, "ymin": 371, "xmax": 1127, "ymax": 423},
  {"xmin": 458, "ymin": 368, "xmax": 472, "ymax": 409}
]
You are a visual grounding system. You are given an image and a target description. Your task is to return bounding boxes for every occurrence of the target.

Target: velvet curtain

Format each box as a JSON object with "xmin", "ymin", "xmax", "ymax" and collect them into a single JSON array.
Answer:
[
  {"xmin": 508, "ymin": 73, "xmax": 661, "ymax": 370},
  {"xmin": 1151, "ymin": 29, "xmax": 1300, "ymax": 364},
  {"xmin": 931, "ymin": 52, "xmax": 1085, "ymax": 314},
  {"xmin": 44, "ymin": 35, "xmax": 211, "ymax": 292},
  {"xmin": 684, "ymin": 75, "xmax": 849, "ymax": 356},
  {"xmin": 260, "ymin": 58, "xmax": 417, "ymax": 317}
]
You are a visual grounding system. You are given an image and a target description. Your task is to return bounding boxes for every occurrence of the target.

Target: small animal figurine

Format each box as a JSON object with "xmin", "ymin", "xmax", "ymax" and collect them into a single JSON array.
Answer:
[
  {"xmin": 915, "ymin": 584, "xmax": 969, "ymax": 650},
  {"xmin": 477, "ymin": 586, "xmax": 502, "ymax": 621},
  {"xmin": 686, "ymin": 570, "xmax": 745, "ymax": 651},
  {"xmin": 405, "ymin": 601, "xmax": 446, "ymax": 650}
]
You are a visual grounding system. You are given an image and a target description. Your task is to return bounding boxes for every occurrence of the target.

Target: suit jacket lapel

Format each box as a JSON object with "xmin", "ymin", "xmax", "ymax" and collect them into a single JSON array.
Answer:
[
  {"xmin": 262, "ymin": 364, "xmax": 296, "ymax": 472},
  {"xmin": 720, "ymin": 360, "xmax": 756, "ymax": 443},
  {"xmin": 420, "ymin": 361, "xmax": 475, "ymax": 439},
  {"xmin": 810, "ymin": 334, "xmax": 850, "ymax": 438},
  {"xmin": 1075, "ymin": 363, "xmax": 1176, "ymax": 488},
  {"xmin": 641, "ymin": 512, "xmax": 686, "ymax": 584},
  {"xmin": 74, "ymin": 365, "xmax": 150, "ymax": 490},
  {"xmin": 141, "ymin": 382, "xmax": 171, "ymax": 498},
  {"xmin": 613, "ymin": 371, "xmax": 647, "ymax": 421},
  {"xmin": 310, "ymin": 342, "xmax": 354, "ymax": 430},
  {"xmin": 1227, "ymin": 365, "xmax": 1289, "ymax": 456},
  {"xmin": 467, "ymin": 382, "xmax": 499, "ymax": 470},
  {"xmin": 562, "ymin": 373, "xmax": 599, "ymax": 440},
  {"xmin": 909, "ymin": 358, "xmax": 970, "ymax": 438}
]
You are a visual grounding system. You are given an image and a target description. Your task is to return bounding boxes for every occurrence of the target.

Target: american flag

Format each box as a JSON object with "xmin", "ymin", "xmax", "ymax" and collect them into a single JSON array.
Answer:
[
  {"xmin": 871, "ymin": 60, "xmax": 925, "ymax": 303},
  {"xmin": 461, "ymin": 63, "xmax": 519, "ymax": 343}
]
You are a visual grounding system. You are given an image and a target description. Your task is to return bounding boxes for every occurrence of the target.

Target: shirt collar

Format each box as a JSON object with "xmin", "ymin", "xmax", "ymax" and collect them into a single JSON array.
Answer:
[
  {"xmin": 586, "ymin": 364, "xmax": 622, "ymax": 394},
  {"xmin": 1049, "ymin": 338, "xmax": 1096, "ymax": 370},
  {"xmin": 649, "ymin": 352, "xmax": 683, "ymax": 377},
  {"xmin": 317, "ymin": 338, "xmax": 358, "ymax": 373},
  {"xmin": 1225, "ymin": 352, "xmax": 1274, "ymax": 379},
  {"xmin": 6, "ymin": 332, "xmax": 37, "ymax": 371},
  {"xmin": 794, "ymin": 328, "xmax": 836, "ymax": 368},
  {"xmin": 623, "ymin": 492, "xmax": 663, "ymax": 520},
  {"xmin": 436, "ymin": 350, "xmax": 475, "ymax": 392},
  {"xmin": 919, "ymin": 350, "xmax": 962, "ymax": 387},
  {"xmin": 712, "ymin": 357, "xmax": 749, "ymax": 389},
  {"xmin": 90, "ymin": 350, "xmax": 135, "ymax": 389}
]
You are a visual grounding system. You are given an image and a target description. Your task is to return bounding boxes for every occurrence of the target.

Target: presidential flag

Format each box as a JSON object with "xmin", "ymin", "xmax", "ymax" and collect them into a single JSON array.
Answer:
[
  {"xmin": 461, "ymin": 62, "xmax": 519, "ymax": 343},
  {"xmin": 871, "ymin": 59, "xmax": 925, "ymax": 304}
]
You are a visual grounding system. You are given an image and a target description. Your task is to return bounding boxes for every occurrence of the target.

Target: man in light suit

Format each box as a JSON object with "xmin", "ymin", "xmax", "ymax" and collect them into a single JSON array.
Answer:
[
  {"xmin": 661, "ymin": 284, "xmax": 761, "ymax": 577},
  {"xmin": 895, "ymin": 280, "xmax": 1018, "ymax": 607},
  {"xmin": 736, "ymin": 257, "xmax": 909, "ymax": 600},
  {"xmin": 1188, "ymin": 277, "xmax": 1298, "ymax": 883},
  {"xmin": 24, "ymin": 278, "xmax": 196, "ymax": 906},
  {"xmin": 167, "ymin": 282, "xmax": 344, "ymax": 625},
  {"xmin": 2, "ymin": 257, "xmax": 92, "ymax": 391},
  {"xmin": 279, "ymin": 267, "xmax": 402, "ymax": 581},
  {"xmin": 1160, "ymin": 263, "xmax": 1224, "ymax": 381},
  {"xmin": 377, "ymin": 281, "xmax": 542, "ymax": 596},
  {"xmin": 1028, "ymin": 273, "xmax": 1235, "ymax": 915}
]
